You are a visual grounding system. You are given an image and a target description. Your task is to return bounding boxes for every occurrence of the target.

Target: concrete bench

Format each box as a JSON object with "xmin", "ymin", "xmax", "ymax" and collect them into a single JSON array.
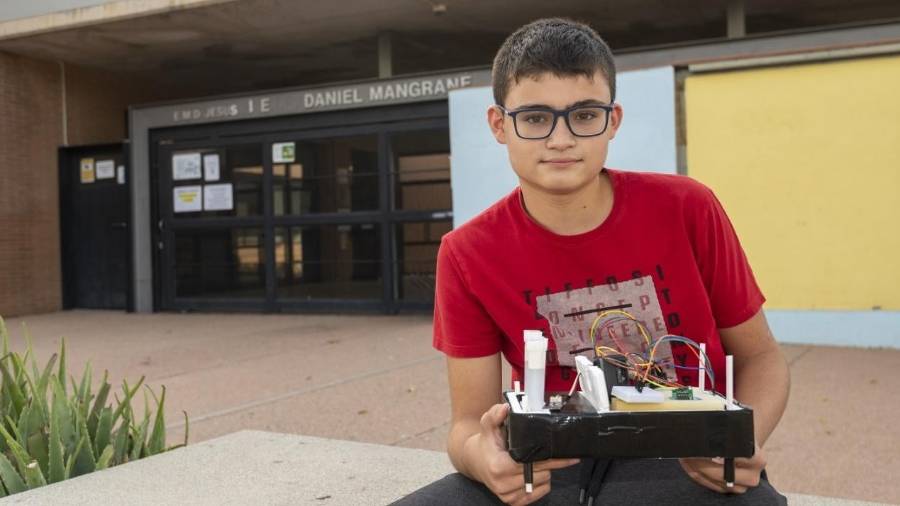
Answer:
[{"xmin": 0, "ymin": 431, "xmax": 881, "ymax": 505}]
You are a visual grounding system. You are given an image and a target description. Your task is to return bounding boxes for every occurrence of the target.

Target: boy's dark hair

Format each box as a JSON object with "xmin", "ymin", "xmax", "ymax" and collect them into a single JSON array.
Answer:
[{"xmin": 492, "ymin": 18, "xmax": 616, "ymax": 106}]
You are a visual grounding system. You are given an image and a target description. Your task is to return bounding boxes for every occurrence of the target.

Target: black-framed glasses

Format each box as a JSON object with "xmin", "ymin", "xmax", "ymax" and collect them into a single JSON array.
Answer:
[{"xmin": 497, "ymin": 103, "xmax": 613, "ymax": 140}]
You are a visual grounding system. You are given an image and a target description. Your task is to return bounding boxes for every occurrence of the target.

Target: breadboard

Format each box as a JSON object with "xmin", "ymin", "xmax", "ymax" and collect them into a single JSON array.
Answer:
[{"xmin": 611, "ymin": 387, "xmax": 726, "ymax": 412}]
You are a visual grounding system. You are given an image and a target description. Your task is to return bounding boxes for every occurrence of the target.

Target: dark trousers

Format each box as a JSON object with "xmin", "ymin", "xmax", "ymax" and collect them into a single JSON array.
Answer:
[{"xmin": 392, "ymin": 458, "xmax": 787, "ymax": 505}]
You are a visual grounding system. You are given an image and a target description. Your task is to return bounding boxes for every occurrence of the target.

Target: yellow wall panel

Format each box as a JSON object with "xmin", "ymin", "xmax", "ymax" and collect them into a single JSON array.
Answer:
[{"xmin": 685, "ymin": 55, "xmax": 900, "ymax": 310}]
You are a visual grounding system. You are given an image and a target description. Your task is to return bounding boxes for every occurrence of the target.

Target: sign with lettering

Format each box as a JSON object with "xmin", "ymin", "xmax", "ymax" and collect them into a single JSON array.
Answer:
[
  {"xmin": 95, "ymin": 159, "xmax": 115, "ymax": 180},
  {"xmin": 156, "ymin": 69, "xmax": 491, "ymax": 126},
  {"xmin": 173, "ymin": 186, "xmax": 202, "ymax": 213},
  {"xmin": 173, "ymin": 153, "xmax": 202, "ymax": 180}
]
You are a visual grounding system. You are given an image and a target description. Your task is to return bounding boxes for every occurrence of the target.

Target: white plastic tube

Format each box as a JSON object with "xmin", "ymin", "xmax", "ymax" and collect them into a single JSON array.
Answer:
[
  {"xmin": 726, "ymin": 355, "xmax": 734, "ymax": 409},
  {"xmin": 699, "ymin": 343, "xmax": 706, "ymax": 391},
  {"xmin": 523, "ymin": 330, "xmax": 548, "ymax": 412}
]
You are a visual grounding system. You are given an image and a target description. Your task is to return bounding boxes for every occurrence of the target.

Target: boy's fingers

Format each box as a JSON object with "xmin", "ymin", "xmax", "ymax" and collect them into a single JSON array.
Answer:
[
  {"xmin": 506, "ymin": 482, "xmax": 551, "ymax": 506},
  {"xmin": 480, "ymin": 403, "xmax": 509, "ymax": 433},
  {"xmin": 680, "ymin": 458, "xmax": 755, "ymax": 494}
]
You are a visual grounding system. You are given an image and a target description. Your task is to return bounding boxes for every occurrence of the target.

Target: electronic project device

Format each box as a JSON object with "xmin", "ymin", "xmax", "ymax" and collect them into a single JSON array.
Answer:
[{"xmin": 505, "ymin": 309, "xmax": 756, "ymax": 503}]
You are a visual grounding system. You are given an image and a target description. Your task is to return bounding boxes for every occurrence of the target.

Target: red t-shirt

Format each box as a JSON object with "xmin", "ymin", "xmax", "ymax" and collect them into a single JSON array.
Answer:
[{"xmin": 433, "ymin": 168, "xmax": 764, "ymax": 395}]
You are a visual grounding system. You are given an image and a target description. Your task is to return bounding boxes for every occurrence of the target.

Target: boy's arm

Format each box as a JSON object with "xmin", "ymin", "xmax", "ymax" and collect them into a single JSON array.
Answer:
[
  {"xmin": 680, "ymin": 309, "xmax": 790, "ymax": 493},
  {"xmin": 721, "ymin": 308, "xmax": 790, "ymax": 446},
  {"xmin": 446, "ymin": 353, "xmax": 503, "ymax": 479}
]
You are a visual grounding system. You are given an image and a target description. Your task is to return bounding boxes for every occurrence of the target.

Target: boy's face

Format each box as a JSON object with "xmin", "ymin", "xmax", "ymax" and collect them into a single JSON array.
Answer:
[{"xmin": 487, "ymin": 71, "xmax": 623, "ymax": 196}]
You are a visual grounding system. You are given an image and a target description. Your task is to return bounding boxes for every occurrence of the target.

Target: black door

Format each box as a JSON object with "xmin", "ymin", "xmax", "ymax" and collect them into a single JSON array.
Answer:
[{"xmin": 59, "ymin": 144, "xmax": 131, "ymax": 310}]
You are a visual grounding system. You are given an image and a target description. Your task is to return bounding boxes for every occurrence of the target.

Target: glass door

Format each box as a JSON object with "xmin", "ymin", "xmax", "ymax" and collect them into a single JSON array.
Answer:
[
  {"xmin": 387, "ymin": 128, "xmax": 452, "ymax": 309},
  {"xmin": 158, "ymin": 142, "xmax": 270, "ymax": 311},
  {"xmin": 269, "ymin": 133, "xmax": 385, "ymax": 310}
]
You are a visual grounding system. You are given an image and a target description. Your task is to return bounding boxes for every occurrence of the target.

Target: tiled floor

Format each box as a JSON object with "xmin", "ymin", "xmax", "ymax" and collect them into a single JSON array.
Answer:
[{"xmin": 3, "ymin": 310, "xmax": 898, "ymax": 504}]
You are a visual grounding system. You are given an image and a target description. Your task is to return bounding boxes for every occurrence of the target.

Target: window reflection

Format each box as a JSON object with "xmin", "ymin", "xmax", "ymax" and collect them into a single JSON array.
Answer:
[
  {"xmin": 273, "ymin": 135, "xmax": 378, "ymax": 215},
  {"xmin": 174, "ymin": 228, "xmax": 265, "ymax": 298},
  {"xmin": 391, "ymin": 130, "xmax": 451, "ymax": 211},
  {"xmin": 275, "ymin": 224, "xmax": 382, "ymax": 300},
  {"xmin": 395, "ymin": 220, "xmax": 451, "ymax": 302}
]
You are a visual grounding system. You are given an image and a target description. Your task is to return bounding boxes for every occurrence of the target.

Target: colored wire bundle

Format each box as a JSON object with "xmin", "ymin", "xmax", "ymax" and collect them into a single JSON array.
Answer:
[{"xmin": 585, "ymin": 309, "xmax": 716, "ymax": 391}]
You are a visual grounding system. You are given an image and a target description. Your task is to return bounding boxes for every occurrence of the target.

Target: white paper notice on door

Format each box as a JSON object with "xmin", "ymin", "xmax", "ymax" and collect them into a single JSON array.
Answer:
[
  {"xmin": 80, "ymin": 158, "xmax": 95, "ymax": 184},
  {"xmin": 203, "ymin": 153, "xmax": 221, "ymax": 181},
  {"xmin": 203, "ymin": 183, "xmax": 233, "ymax": 211},
  {"xmin": 173, "ymin": 185, "xmax": 202, "ymax": 213},
  {"xmin": 173, "ymin": 153, "xmax": 202, "ymax": 180},
  {"xmin": 95, "ymin": 159, "xmax": 115, "ymax": 179}
]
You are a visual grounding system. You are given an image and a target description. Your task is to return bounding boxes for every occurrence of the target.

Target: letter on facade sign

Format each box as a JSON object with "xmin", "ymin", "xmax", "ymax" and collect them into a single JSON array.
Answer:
[
  {"xmin": 445, "ymin": 77, "xmax": 460, "ymax": 90},
  {"xmin": 421, "ymin": 80, "xmax": 433, "ymax": 96},
  {"xmin": 369, "ymin": 86, "xmax": 384, "ymax": 100},
  {"xmin": 434, "ymin": 80, "xmax": 446, "ymax": 95},
  {"xmin": 314, "ymin": 93, "xmax": 326, "ymax": 107},
  {"xmin": 383, "ymin": 85, "xmax": 395, "ymax": 100},
  {"xmin": 395, "ymin": 83, "xmax": 408, "ymax": 99},
  {"xmin": 460, "ymin": 75, "xmax": 472, "ymax": 87},
  {"xmin": 260, "ymin": 97, "xmax": 271, "ymax": 112},
  {"xmin": 304, "ymin": 93, "xmax": 315, "ymax": 108},
  {"xmin": 229, "ymin": 104, "xmax": 238, "ymax": 116},
  {"xmin": 409, "ymin": 81, "xmax": 421, "ymax": 97}
]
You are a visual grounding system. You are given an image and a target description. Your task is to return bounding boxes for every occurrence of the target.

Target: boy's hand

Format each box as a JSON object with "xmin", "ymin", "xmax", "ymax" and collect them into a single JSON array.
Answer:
[
  {"xmin": 678, "ymin": 444, "xmax": 767, "ymax": 494},
  {"xmin": 470, "ymin": 403, "xmax": 579, "ymax": 505}
]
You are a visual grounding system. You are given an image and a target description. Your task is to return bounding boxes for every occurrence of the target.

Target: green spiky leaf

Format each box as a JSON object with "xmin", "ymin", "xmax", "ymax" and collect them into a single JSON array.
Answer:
[
  {"xmin": 57, "ymin": 339, "xmax": 67, "ymax": 396},
  {"xmin": 0, "ymin": 424, "xmax": 32, "ymax": 477},
  {"xmin": 0, "ymin": 453, "xmax": 26, "ymax": 494},
  {"xmin": 146, "ymin": 385, "xmax": 167, "ymax": 456},
  {"xmin": 23, "ymin": 461, "xmax": 46, "ymax": 489},
  {"xmin": 93, "ymin": 407, "xmax": 112, "ymax": 459},
  {"xmin": 0, "ymin": 357, "xmax": 26, "ymax": 416},
  {"xmin": 50, "ymin": 376, "xmax": 75, "ymax": 454},
  {"xmin": 95, "ymin": 445, "xmax": 114, "ymax": 471},
  {"xmin": 26, "ymin": 432, "xmax": 49, "ymax": 478},
  {"xmin": 48, "ymin": 412, "xmax": 65, "ymax": 484},
  {"xmin": 87, "ymin": 371, "xmax": 110, "ymax": 436}
]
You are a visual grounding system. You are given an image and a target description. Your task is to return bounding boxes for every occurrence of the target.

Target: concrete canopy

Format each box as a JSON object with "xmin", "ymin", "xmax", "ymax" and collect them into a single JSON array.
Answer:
[{"xmin": 1, "ymin": 0, "xmax": 899, "ymax": 96}]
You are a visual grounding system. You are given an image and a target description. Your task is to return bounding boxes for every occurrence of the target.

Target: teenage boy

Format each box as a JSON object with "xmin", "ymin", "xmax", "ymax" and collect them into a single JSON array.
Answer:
[{"xmin": 397, "ymin": 18, "xmax": 789, "ymax": 506}]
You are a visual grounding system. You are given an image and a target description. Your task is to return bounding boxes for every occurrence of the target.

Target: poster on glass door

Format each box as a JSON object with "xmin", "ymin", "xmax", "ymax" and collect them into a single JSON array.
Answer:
[
  {"xmin": 173, "ymin": 186, "xmax": 202, "ymax": 212},
  {"xmin": 173, "ymin": 153, "xmax": 202, "ymax": 180},
  {"xmin": 203, "ymin": 183, "xmax": 233, "ymax": 211}
]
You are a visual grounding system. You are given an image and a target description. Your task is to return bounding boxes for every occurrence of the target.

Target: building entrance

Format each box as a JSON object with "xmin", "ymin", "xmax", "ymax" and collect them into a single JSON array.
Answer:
[{"xmin": 152, "ymin": 103, "xmax": 451, "ymax": 312}]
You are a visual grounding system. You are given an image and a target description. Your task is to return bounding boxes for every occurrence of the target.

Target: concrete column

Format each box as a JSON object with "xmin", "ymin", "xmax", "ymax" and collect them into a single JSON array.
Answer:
[
  {"xmin": 727, "ymin": 0, "xmax": 746, "ymax": 39},
  {"xmin": 378, "ymin": 31, "xmax": 392, "ymax": 78}
]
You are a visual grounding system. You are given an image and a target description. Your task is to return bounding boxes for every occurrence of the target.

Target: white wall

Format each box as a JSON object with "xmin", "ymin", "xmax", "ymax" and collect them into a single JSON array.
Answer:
[{"xmin": 448, "ymin": 66, "xmax": 677, "ymax": 228}]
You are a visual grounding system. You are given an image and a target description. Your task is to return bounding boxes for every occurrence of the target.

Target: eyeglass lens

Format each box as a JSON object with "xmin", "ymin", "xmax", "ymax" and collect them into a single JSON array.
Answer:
[{"xmin": 515, "ymin": 107, "xmax": 609, "ymax": 139}]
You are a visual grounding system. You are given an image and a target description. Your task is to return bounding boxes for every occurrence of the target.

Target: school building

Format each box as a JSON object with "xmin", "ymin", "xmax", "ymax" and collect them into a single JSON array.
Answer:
[{"xmin": 0, "ymin": 0, "xmax": 898, "ymax": 347}]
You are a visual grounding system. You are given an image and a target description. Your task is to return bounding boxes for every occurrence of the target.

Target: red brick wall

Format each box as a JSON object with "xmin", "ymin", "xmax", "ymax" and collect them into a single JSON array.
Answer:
[
  {"xmin": 0, "ymin": 51, "xmax": 64, "ymax": 317},
  {"xmin": 0, "ymin": 53, "xmax": 182, "ymax": 317}
]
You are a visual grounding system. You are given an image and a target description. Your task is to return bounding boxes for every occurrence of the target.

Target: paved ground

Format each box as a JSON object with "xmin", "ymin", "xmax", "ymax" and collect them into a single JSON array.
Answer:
[{"xmin": 2, "ymin": 310, "xmax": 898, "ymax": 504}]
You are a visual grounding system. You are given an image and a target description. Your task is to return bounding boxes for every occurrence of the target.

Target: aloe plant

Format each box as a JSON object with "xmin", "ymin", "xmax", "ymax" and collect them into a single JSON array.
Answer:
[{"xmin": 0, "ymin": 317, "xmax": 188, "ymax": 496}]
